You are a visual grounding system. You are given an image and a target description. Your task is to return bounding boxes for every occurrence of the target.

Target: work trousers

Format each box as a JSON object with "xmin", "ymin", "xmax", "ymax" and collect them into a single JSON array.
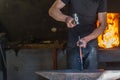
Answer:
[{"xmin": 66, "ymin": 29, "xmax": 98, "ymax": 70}]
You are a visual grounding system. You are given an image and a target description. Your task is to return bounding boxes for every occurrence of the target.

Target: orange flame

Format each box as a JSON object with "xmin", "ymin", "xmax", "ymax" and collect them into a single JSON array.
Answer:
[{"xmin": 98, "ymin": 13, "xmax": 119, "ymax": 48}]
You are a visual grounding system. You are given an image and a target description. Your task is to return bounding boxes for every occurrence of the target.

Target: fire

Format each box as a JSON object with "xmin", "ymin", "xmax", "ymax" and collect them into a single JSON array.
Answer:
[{"xmin": 98, "ymin": 13, "xmax": 120, "ymax": 48}]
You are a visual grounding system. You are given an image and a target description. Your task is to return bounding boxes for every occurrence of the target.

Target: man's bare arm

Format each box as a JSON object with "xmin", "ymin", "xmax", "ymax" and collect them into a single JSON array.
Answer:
[
  {"xmin": 49, "ymin": 0, "xmax": 68, "ymax": 22},
  {"xmin": 79, "ymin": 12, "xmax": 107, "ymax": 48},
  {"xmin": 49, "ymin": 0, "xmax": 76, "ymax": 28}
]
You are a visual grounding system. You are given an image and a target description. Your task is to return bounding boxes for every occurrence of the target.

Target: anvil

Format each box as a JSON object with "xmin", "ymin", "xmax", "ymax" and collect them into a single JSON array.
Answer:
[{"xmin": 36, "ymin": 69, "xmax": 102, "ymax": 80}]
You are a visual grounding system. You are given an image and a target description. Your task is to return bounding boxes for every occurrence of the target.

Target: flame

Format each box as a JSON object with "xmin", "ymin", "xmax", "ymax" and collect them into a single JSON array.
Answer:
[{"xmin": 98, "ymin": 13, "xmax": 119, "ymax": 48}]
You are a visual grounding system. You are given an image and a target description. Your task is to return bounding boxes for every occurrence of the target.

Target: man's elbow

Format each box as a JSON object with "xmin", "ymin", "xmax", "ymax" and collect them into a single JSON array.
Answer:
[
  {"xmin": 48, "ymin": 8, "xmax": 55, "ymax": 18},
  {"xmin": 48, "ymin": 8, "xmax": 52, "ymax": 17},
  {"xmin": 48, "ymin": 8, "xmax": 60, "ymax": 21}
]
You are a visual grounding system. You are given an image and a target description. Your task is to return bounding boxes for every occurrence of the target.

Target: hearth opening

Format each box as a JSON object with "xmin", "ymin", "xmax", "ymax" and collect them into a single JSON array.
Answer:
[
  {"xmin": 98, "ymin": 13, "xmax": 120, "ymax": 49},
  {"xmin": 97, "ymin": 13, "xmax": 120, "ymax": 70}
]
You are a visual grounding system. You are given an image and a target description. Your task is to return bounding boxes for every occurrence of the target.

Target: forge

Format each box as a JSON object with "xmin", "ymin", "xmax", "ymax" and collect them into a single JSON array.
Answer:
[
  {"xmin": 97, "ymin": 12, "xmax": 120, "ymax": 70},
  {"xmin": 98, "ymin": 13, "xmax": 120, "ymax": 48}
]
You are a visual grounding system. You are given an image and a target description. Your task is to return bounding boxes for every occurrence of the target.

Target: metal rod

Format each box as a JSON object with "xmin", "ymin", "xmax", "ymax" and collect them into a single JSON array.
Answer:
[{"xmin": 78, "ymin": 36, "xmax": 83, "ymax": 70}]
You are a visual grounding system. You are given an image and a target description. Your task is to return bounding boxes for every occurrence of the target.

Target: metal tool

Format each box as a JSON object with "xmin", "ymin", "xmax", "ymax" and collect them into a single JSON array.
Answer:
[
  {"xmin": 73, "ymin": 13, "xmax": 79, "ymax": 25},
  {"xmin": 78, "ymin": 36, "xmax": 83, "ymax": 70}
]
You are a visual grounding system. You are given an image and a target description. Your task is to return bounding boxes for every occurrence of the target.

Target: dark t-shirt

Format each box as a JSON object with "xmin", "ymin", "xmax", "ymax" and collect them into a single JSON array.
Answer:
[
  {"xmin": 62, "ymin": 0, "xmax": 107, "ymax": 13},
  {"xmin": 62, "ymin": 0, "xmax": 107, "ymax": 46},
  {"xmin": 62, "ymin": 0, "xmax": 107, "ymax": 35}
]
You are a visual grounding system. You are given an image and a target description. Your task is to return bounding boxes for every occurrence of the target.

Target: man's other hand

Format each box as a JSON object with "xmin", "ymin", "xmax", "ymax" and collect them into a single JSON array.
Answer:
[
  {"xmin": 65, "ymin": 16, "xmax": 76, "ymax": 28},
  {"xmin": 77, "ymin": 38, "xmax": 87, "ymax": 48}
]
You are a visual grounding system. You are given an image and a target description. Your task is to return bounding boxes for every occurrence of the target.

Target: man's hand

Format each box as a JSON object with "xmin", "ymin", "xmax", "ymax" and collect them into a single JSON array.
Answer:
[
  {"xmin": 65, "ymin": 16, "xmax": 76, "ymax": 28},
  {"xmin": 77, "ymin": 38, "xmax": 88, "ymax": 48}
]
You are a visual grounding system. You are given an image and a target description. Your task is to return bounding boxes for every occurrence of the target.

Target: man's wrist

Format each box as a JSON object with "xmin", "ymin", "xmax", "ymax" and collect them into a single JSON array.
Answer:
[
  {"xmin": 65, "ymin": 16, "xmax": 73, "ymax": 23},
  {"xmin": 83, "ymin": 36, "xmax": 92, "ymax": 43}
]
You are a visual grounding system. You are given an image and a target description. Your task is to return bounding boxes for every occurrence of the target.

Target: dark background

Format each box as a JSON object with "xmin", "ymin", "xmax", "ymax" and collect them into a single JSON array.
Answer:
[{"xmin": 0, "ymin": 0, "xmax": 119, "ymax": 42}]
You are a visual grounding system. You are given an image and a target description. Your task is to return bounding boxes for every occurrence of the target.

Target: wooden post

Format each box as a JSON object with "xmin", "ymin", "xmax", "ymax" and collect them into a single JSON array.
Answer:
[{"xmin": 52, "ymin": 48, "xmax": 57, "ymax": 70}]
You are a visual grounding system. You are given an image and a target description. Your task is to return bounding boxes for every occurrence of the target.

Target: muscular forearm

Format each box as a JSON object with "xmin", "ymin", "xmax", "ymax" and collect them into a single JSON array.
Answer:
[
  {"xmin": 49, "ymin": 7, "xmax": 68, "ymax": 22},
  {"xmin": 83, "ymin": 24, "xmax": 106, "ymax": 42},
  {"xmin": 83, "ymin": 12, "xmax": 107, "ymax": 43},
  {"xmin": 77, "ymin": 25, "xmax": 106, "ymax": 48},
  {"xmin": 48, "ymin": 0, "xmax": 76, "ymax": 28},
  {"xmin": 49, "ymin": 7, "xmax": 76, "ymax": 28}
]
